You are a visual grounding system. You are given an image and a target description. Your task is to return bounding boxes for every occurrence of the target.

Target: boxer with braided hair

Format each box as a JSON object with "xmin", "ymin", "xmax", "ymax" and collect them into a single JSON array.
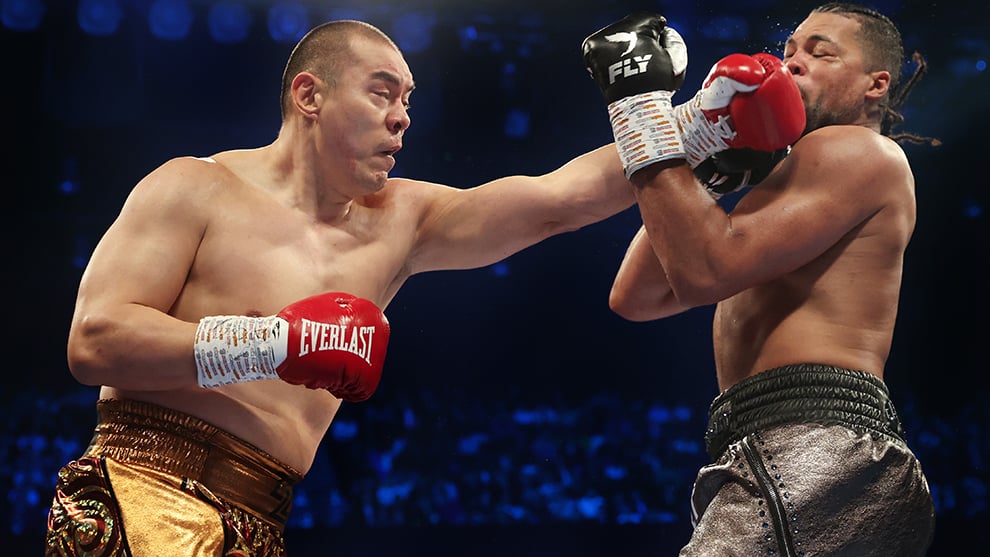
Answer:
[
  {"xmin": 812, "ymin": 3, "xmax": 939, "ymax": 146},
  {"xmin": 583, "ymin": 3, "xmax": 935, "ymax": 555}
]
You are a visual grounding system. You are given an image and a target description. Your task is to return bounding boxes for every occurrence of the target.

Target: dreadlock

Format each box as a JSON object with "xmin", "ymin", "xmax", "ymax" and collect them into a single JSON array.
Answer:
[
  {"xmin": 885, "ymin": 52, "xmax": 941, "ymax": 146},
  {"xmin": 813, "ymin": 3, "xmax": 939, "ymax": 146}
]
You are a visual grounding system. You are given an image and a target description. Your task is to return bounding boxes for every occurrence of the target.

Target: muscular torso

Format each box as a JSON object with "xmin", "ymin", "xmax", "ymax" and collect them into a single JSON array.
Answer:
[
  {"xmin": 713, "ymin": 159, "xmax": 914, "ymax": 392},
  {"xmin": 104, "ymin": 153, "xmax": 426, "ymax": 473}
]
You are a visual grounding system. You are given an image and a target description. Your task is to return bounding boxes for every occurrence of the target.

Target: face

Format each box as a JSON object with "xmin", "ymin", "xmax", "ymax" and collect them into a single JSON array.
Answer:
[
  {"xmin": 783, "ymin": 12, "xmax": 882, "ymax": 134},
  {"xmin": 318, "ymin": 36, "xmax": 414, "ymax": 192}
]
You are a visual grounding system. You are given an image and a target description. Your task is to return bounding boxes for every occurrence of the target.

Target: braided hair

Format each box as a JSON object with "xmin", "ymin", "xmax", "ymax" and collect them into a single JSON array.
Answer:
[{"xmin": 813, "ymin": 3, "xmax": 939, "ymax": 146}]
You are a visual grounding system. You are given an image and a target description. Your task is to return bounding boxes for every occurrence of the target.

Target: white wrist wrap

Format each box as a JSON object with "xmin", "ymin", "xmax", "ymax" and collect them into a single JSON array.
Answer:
[
  {"xmin": 673, "ymin": 90, "xmax": 737, "ymax": 168},
  {"xmin": 607, "ymin": 90, "xmax": 685, "ymax": 179},
  {"xmin": 194, "ymin": 315, "xmax": 289, "ymax": 388}
]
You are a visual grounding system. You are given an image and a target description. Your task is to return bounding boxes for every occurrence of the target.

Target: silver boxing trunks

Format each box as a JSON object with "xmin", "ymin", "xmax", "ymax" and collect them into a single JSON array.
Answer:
[{"xmin": 679, "ymin": 364, "xmax": 936, "ymax": 556}]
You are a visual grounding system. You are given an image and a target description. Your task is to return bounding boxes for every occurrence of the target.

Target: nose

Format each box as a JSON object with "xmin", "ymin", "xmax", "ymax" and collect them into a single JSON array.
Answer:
[
  {"xmin": 785, "ymin": 55, "xmax": 805, "ymax": 76},
  {"xmin": 389, "ymin": 106, "xmax": 410, "ymax": 135}
]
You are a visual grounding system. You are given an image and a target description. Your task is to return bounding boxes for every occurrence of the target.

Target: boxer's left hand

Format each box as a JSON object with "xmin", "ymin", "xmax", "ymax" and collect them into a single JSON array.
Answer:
[
  {"xmin": 693, "ymin": 147, "xmax": 789, "ymax": 199},
  {"xmin": 582, "ymin": 12, "xmax": 689, "ymax": 178}
]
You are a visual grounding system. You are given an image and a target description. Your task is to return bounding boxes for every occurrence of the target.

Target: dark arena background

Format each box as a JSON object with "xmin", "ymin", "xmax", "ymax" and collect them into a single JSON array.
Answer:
[{"xmin": 3, "ymin": 0, "xmax": 988, "ymax": 554}]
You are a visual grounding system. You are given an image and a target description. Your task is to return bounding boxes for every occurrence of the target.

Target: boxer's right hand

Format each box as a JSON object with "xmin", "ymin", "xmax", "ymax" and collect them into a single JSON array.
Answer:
[
  {"xmin": 674, "ymin": 53, "xmax": 806, "ymax": 167},
  {"xmin": 194, "ymin": 292, "xmax": 390, "ymax": 402},
  {"xmin": 582, "ymin": 13, "xmax": 689, "ymax": 178}
]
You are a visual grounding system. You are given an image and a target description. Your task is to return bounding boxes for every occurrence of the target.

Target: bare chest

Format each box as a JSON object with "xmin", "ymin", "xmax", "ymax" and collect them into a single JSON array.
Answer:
[
  {"xmin": 713, "ymin": 245, "xmax": 903, "ymax": 384},
  {"xmin": 183, "ymin": 206, "xmax": 412, "ymax": 314}
]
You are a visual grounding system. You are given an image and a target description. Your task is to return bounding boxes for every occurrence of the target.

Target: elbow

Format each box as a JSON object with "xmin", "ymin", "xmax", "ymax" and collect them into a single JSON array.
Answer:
[
  {"xmin": 66, "ymin": 315, "xmax": 112, "ymax": 386},
  {"xmin": 67, "ymin": 341, "xmax": 104, "ymax": 387},
  {"xmin": 609, "ymin": 285, "xmax": 672, "ymax": 322},
  {"xmin": 608, "ymin": 289, "xmax": 646, "ymax": 322}
]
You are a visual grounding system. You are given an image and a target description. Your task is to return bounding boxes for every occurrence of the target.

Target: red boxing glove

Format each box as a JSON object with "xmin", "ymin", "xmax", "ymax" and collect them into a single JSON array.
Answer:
[
  {"xmin": 194, "ymin": 292, "xmax": 390, "ymax": 402},
  {"xmin": 674, "ymin": 52, "xmax": 806, "ymax": 167}
]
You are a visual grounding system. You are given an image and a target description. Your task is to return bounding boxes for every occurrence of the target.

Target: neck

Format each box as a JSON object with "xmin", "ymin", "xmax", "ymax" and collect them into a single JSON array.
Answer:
[{"xmin": 266, "ymin": 124, "xmax": 356, "ymax": 223}]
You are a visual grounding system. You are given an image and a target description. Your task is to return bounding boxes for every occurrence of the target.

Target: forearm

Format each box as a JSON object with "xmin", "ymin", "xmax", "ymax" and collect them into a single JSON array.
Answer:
[
  {"xmin": 630, "ymin": 161, "xmax": 737, "ymax": 306},
  {"xmin": 67, "ymin": 302, "xmax": 200, "ymax": 391},
  {"xmin": 550, "ymin": 144, "xmax": 636, "ymax": 225},
  {"xmin": 610, "ymin": 225, "xmax": 689, "ymax": 320}
]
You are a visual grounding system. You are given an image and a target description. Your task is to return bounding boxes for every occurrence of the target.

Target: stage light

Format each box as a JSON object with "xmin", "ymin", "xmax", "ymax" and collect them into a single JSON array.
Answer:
[
  {"xmin": 267, "ymin": 1, "xmax": 308, "ymax": 44},
  {"xmin": 963, "ymin": 198, "xmax": 983, "ymax": 220},
  {"xmin": 59, "ymin": 158, "xmax": 80, "ymax": 196},
  {"xmin": 208, "ymin": 1, "xmax": 251, "ymax": 44},
  {"xmin": 2, "ymin": 0, "xmax": 44, "ymax": 31},
  {"xmin": 950, "ymin": 57, "xmax": 987, "ymax": 77},
  {"xmin": 148, "ymin": 0, "xmax": 193, "ymax": 41},
  {"xmin": 504, "ymin": 108, "xmax": 530, "ymax": 139},
  {"xmin": 77, "ymin": 0, "xmax": 122, "ymax": 36},
  {"xmin": 391, "ymin": 12, "xmax": 435, "ymax": 55},
  {"xmin": 501, "ymin": 61, "xmax": 518, "ymax": 94}
]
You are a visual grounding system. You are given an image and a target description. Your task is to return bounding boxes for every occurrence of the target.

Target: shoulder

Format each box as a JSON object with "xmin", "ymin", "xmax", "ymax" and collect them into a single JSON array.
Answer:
[
  {"xmin": 148, "ymin": 155, "xmax": 229, "ymax": 179},
  {"xmin": 136, "ymin": 156, "xmax": 230, "ymax": 195},
  {"xmin": 791, "ymin": 126, "xmax": 911, "ymax": 182},
  {"xmin": 381, "ymin": 176, "xmax": 460, "ymax": 195},
  {"xmin": 781, "ymin": 126, "xmax": 913, "ymax": 201},
  {"xmin": 118, "ymin": 156, "xmax": 242, "ymax": 225},
  {"xmin": 777, "ymin": 126, "xmax": 915, "ymax": 232},
  {"xmin": 374, "ymin": 176, "xmax": 464, "ymax": 209}
]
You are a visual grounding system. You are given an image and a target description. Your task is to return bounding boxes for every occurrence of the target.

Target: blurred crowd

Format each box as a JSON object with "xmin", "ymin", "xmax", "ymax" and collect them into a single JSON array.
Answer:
[{"xmin": 3, "ymin": 384, "xmax": 986, "ymax": 537}]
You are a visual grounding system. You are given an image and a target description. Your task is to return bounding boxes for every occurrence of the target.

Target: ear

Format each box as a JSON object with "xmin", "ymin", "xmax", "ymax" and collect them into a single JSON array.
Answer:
[
  {"xmin": 865, "ymin": 69, "xmax": 891, "ymax": 101},
  {"xmin": 290, "ymin": 71, "xmax": 322, "ymax": 121}
]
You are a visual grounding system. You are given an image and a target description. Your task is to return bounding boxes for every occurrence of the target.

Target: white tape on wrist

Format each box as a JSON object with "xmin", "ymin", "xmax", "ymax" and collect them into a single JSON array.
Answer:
[
  {"xmin": 674, "ymin": 91, "xmax": 736, "ymax": 168},
  {"xmin": 194, "ymin": 315, "xmax": 288, "ymax": 388},
  {"xmin": 607, "ymin": 90, "xmax": 685, "ymax": 179}
]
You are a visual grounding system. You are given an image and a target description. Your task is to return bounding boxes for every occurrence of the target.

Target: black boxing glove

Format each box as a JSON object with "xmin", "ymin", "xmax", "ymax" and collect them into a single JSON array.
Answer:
[
  {"xmin": 582, "ymin": 12, "xmax": 688, "ymax": 178},
  {"xmin": 693, "ymin": 147, "xmax": 789, "ymax": 199}
]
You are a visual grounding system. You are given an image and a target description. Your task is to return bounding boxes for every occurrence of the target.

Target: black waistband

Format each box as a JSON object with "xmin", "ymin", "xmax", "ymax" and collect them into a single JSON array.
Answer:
[{"xmin": 705, "ymin": 364, "xmax": 906, "ymax": 460}]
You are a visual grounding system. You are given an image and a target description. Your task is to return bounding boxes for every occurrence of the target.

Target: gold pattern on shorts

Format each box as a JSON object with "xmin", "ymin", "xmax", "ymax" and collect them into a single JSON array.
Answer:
[
  {"xmin": 45, "ymin": 457, "xmax": 130, "ymax": 557},
  {"xmin": 192, "ymin": 480, "xmax": 286, "ymax": 557}
]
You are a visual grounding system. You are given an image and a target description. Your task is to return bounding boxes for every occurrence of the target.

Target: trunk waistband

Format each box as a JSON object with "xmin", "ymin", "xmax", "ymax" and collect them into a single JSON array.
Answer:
[
  {"xmin": 84, "ymin": 398, "xmax": 302, "ymax": 530},
  {"xmin": 705, "ymin": 364, "xmax": 906, "ymax": 460}
]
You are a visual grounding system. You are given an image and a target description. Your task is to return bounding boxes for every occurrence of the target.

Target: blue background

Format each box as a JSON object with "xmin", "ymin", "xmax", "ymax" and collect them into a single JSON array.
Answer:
[{"xmin": 3, "ymin": 0, "xmax": 987, "ymax": 554}]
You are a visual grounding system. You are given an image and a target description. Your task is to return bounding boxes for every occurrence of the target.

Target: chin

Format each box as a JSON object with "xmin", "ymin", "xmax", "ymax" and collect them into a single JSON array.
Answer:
[{"xmin": 368, "ymin": 172, "xmax": 390, "ymax": 191}]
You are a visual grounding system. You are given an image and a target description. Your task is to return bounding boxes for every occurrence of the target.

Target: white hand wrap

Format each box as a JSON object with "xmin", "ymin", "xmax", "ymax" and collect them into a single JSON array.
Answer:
[
  {"xmin": 673, "ymin": 90, "xmax": 738, "ymax": 168},
  {"xmin": 194, "ymin": 315, "xmax": 289, "ymax": 388},
  {"xmin": 607, "ymin": 90, "xmax": 685, "ymax": 179}
]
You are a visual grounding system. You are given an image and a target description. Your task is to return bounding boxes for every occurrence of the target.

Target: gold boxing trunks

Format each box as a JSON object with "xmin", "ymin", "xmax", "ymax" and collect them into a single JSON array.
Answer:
[{"xmin": 45, "ymin": 398, "xmax": 303, "ymax": 557}]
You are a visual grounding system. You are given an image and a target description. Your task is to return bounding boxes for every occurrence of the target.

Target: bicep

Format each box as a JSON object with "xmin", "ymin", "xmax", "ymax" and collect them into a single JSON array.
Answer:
[
  {"xmin": 76, "ymin": 170, "xmax": 206, "ymax": 315},
  {"xmin": 714, "ymin": 137, "xmax": 888, "ymax": 288}
]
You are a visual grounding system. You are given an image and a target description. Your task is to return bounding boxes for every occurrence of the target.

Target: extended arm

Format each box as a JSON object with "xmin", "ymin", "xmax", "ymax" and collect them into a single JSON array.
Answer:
[{"xmin": 408, "ymin": 144, "xmax": 635, "ymax": 273}]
